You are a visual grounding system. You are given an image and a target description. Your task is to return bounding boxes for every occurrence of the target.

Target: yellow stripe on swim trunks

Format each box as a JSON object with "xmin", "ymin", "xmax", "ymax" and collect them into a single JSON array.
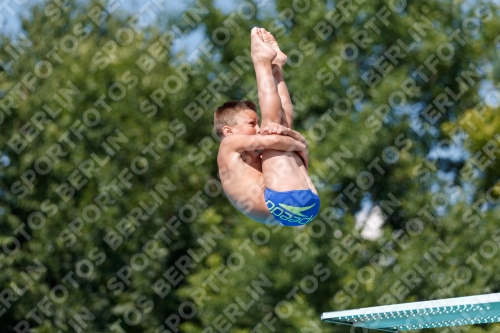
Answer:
[{"xmin": 278, "ymin": 203, "xmax": 316, "ymax": 217}]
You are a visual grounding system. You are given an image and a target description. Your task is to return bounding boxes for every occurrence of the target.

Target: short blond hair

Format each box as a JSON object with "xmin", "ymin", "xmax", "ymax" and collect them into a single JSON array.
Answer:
[{"xmin": 214, "ymin": 100, "xmax": 257, "ymax": 139}]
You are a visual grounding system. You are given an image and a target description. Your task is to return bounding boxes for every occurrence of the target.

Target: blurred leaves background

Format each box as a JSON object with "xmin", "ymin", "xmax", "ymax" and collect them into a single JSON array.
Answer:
[{"xmin": 1, "ymin": 0, "xmax": 500, "ymax": 332}]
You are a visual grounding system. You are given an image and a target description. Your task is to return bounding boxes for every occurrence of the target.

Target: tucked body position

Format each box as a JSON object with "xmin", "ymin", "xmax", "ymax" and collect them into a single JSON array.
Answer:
[{"xmin": 214, "ymin": 28, "xmax": 320, "ymax": 226}]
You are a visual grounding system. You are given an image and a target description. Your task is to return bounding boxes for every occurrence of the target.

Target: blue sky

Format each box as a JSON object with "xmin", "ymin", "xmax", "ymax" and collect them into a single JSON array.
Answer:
[
  {"xmin": 4, "ymin": 0, "xmax": 497, "ymax": 104},
  {"xmin": 1, "ymin": 0, "xmax": 246, "ymax": 58},
  {"xmin": 1, "ymin": 0, "xmax": 240, "ymax": 37},
  {"xmin": 4, "ymin": 0, "xmax": 500, "ymax": 42}
]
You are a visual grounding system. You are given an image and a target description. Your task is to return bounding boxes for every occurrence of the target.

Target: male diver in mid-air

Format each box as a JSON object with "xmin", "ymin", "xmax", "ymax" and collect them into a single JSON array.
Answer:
[{"xmin": 214, "ymin": 28, "xmax": 320, "ymax": 226}]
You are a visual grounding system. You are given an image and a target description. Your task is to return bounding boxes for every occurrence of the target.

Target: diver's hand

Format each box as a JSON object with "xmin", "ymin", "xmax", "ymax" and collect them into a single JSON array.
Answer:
[{"xmin": 262, "ymin": 122, "xmax": 289, "ymax": 136}]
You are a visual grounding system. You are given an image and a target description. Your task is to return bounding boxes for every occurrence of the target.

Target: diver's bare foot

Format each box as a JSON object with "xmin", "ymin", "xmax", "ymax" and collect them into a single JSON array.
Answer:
[
  {"xmin": 251, "ymin": 27, "xmax": 276, "ymax": 63},
  {"xmin": 261, "ymin": 29, "xmax": 287, "ymax": 68}
]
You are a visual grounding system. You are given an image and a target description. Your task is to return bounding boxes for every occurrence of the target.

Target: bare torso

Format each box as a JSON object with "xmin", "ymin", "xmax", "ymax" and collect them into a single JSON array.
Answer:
[{"xmin": 217, "ymin": 148, "xmax": 272, "ymax": 223}]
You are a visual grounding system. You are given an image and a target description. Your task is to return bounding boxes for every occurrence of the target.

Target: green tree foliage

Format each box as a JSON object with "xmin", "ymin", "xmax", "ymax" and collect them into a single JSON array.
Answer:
[{"xmin": 1, "ymin": 0, "xmax": 500, "ymax": 332}]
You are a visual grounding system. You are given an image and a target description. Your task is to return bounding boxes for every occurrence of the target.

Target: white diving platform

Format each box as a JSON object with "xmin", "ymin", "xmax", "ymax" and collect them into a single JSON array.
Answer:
[{"xmin": 321, "ymin": 293, "xmax": 500, "ymax": 331}]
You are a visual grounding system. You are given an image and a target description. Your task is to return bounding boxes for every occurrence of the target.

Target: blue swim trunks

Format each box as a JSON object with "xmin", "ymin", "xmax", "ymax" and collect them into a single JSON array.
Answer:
[{"xmin": 264, "ymin": 188, "xmax": 320, "ymax": 226}]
